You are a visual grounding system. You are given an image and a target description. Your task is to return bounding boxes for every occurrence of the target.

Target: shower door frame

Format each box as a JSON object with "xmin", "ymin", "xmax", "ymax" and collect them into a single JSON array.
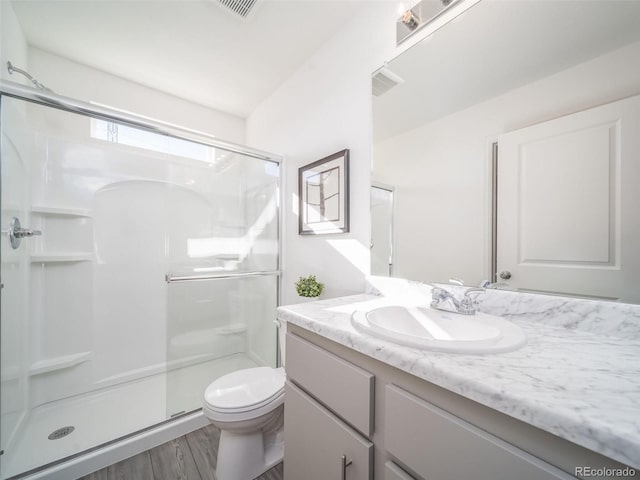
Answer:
[
  {"xmin": 0, "ymin": 79, "xmax": 283, "ymax": 479},
  {"xmin": 0, "ymin": 81, "xmax": 280, "ymax": 163}
]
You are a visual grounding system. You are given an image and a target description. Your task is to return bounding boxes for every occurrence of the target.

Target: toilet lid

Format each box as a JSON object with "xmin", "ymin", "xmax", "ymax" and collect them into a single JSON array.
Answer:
[{"xmin": 204, "ymin": 367, "xmax": 285, "ymax": 412}]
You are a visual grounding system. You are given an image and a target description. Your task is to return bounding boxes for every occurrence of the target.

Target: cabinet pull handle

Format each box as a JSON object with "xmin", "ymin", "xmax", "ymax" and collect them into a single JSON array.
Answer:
[{"xmin": 341, "ymin": 454, "xmax": 353, "ymax": 480}]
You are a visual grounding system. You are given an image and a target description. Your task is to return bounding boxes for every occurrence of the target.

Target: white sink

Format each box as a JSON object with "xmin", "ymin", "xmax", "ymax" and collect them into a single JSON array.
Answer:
[{"xmin": 351, "ymin": 306, "xmax": 526, "ymax": 354}]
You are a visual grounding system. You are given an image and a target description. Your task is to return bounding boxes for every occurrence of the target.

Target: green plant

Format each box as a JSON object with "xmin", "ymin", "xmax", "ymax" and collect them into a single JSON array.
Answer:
[{"xmin": 295, "ymin": 275, "xmax": 324, "ymax": 298}]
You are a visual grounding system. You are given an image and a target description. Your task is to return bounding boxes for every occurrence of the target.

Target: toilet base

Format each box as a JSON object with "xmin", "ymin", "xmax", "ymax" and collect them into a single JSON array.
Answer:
[{"xmin": 216, "ymin": 429, "xmax": 284, "ymax": 480}]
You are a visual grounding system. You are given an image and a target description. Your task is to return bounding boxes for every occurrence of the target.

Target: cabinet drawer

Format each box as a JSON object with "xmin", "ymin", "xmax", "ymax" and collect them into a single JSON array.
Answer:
[
  {"xmin": 385, "ymin": 461, "xmax": 416, "ymax": 480},
  {"xmin": 286, "ymin": 332, "xmax": 374, "ymax": 437},
  {"xmin": 385, "ymin": 385, "xmax": 575, "ymax": 480},
  {"xmin": 284, "ymin": 381, "xmax": 373, "ymax": 480}
]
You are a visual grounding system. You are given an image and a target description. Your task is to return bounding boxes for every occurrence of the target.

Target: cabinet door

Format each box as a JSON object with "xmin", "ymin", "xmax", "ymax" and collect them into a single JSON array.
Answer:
[
  {"xmin": 284, "ymin": 381, "xmax": 373, "ymax": 480},
  {"xmin": 286, "ymin": 333, "xmax": 374, "ymax": 437},
  {"xmin": 385, "ymin": 385, "xmax": 576, "ymax": 480}
]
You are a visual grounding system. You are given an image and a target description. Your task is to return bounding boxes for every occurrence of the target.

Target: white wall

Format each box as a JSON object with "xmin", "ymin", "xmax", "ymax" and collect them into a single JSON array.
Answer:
[
  {"xmin": 373, "ymin": 40, "xmax": 640, "ymax": 285},
  {"xmin": 247, "ymin": 2, "xmax": 398, "ymax": 304},
  {"xmin": 0, "ymin": 1, "xmax": 28, "ymax": 83},
  {"xmin": 2, "ymin": 2, "xmax": 244, "ymax": 143},
  {"xmin": 26, "ymin": 48, "xmax": 246, "ymax": 144}
]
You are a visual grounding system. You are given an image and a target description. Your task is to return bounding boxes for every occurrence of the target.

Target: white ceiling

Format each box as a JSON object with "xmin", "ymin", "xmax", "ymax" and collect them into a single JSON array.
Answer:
[
  {"xmin": 11, "ymin": 0, "xmax": 363, "ymax": 118},
  {"xmin": 373, "ymin": 0, "xmax": 640, "ymax": 142}
]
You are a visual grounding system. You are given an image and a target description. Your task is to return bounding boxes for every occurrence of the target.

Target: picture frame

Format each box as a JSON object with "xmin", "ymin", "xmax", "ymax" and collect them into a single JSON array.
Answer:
[{"xmin": 299, "ymin": 149, "xmax": 350, "ymax": 235}]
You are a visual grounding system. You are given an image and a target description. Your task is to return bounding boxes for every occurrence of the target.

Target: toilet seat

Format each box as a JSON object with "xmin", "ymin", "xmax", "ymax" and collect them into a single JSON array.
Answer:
[{"xmin": 203, "ymin": 367, "xmax": 285, "ymax": 419}]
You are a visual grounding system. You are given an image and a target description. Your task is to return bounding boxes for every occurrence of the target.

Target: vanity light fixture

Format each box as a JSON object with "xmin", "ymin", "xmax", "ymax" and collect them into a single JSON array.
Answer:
[
  {"xmin": 401, "ymin": 9, "xmax": 421, "ymax": 30},
  {"xmin": 396, "ymin": 0, "xmax": 462, "ymax": 44}
]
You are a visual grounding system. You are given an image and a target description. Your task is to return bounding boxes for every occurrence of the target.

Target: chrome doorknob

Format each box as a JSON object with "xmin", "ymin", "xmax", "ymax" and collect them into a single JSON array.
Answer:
[
  {"xmin": 499, "ymin": 271, "xmax": 512, "ymax": 280},
  {"xmin": 8, "ymin": 217, "xmax": 42, "ymax": 249}
]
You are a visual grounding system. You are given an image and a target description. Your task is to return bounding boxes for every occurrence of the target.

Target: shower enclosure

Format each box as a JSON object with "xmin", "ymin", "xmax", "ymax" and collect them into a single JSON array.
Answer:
[{"xmin": 0, "ymin": 82, "xmax": 280, "ymax": 479}]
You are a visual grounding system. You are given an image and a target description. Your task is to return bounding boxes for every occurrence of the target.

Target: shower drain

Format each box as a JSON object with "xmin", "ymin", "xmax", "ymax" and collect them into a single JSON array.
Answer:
[{"xmin": 48, "ymin": 426, "xmax": 75, "ymax": 440}]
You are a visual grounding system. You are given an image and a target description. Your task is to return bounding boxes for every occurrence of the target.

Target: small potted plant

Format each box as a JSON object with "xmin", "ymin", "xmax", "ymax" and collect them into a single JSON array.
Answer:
[{"xmin": 295, "ymin": 275, "xmax": 324, "ymax": 299}]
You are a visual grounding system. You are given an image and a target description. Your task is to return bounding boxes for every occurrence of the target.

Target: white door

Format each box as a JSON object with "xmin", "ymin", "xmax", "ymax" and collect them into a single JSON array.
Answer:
[{"xmin": 497, "ymin": 94, "xmax": 640, "ymax": 302}]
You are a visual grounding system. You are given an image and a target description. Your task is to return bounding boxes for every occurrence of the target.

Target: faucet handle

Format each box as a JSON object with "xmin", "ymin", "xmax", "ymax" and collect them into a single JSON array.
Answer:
[
  {"xmin": 458, "ymin": 287, "xmax": 485, "ymax": 314},
  {"xmin": 430, "ymin": 285, "xmax": 449, "ymax": 299},
  {"xmin": 462, "ymin": 287, "xmax": 485, "ymax": 302}
]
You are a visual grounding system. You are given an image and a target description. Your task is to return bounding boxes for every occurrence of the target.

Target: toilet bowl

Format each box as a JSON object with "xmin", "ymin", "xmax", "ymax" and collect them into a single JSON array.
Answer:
[{"xmin": 202, "ymin": 321, "xmax": 286, "ymax": 480}]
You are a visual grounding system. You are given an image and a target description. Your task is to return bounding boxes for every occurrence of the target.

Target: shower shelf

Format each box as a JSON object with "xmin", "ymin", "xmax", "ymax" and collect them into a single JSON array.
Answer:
[
  {"xmin": 29, "ymin": 351, "xmax": 92, "ymax": 376},
  {"xmin": 31, "ymin": 205, "xmax": 92, "ymax": 217},
  {"xmin": 31, "ymin": 253, "xmax": 93, "ymax": 263}
]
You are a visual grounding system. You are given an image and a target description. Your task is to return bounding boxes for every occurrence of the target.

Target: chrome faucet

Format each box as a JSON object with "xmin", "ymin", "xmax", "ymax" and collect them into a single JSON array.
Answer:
[{"xmin": 430, "ymin": 286, "xmax": 485, "ymax": 315}]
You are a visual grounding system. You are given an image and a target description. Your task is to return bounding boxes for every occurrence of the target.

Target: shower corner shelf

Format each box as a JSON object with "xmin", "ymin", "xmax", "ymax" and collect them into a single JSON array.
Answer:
[
  {"xmin": 29, "ymin": 351, "xmax": 92, "ymax": 376},
  {"xmin": 31, "ymin": 253, "xmax": 93, "ymax": 263},
  {"xmin": 31, "ymin": 205, "xmax": 93, "ymax": 218}
]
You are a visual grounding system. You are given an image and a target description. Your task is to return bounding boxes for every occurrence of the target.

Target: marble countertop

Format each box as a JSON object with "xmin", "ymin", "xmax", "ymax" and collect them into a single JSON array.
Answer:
[{"xmin": 277, "ymin": 292, "xmax": 640, "ymax": 469}]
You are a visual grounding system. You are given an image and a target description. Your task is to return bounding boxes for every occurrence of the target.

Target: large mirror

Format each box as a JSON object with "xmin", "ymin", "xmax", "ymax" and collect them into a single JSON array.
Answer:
[{"xmin": 372, "ymin": 0, "xmax": 640, "ymax": 304}]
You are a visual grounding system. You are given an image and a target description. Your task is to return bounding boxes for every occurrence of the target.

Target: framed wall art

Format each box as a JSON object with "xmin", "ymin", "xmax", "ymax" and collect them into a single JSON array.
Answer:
[{"xmin": 298, "ymin": 149, "xmax": 349, "ymax": 235}]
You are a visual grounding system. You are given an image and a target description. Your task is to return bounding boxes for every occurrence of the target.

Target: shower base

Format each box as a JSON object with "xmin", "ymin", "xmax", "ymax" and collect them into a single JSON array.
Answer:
[{"xmin": 1, "ymin": 354, "xmax": 258, "ymax": 480}]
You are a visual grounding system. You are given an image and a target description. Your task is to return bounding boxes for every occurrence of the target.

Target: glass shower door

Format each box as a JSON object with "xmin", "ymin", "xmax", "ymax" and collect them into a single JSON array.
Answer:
[
  {"xmin": 1, "ymin": 96, "xmax": 32, "ymax": 476},
  {"xmin": 165, "ymin": 152, "xmax": 280, "ymax": 417},
  {"xmin": 1, "ymin": 95, "xmax": 189, "ymax": 477}
]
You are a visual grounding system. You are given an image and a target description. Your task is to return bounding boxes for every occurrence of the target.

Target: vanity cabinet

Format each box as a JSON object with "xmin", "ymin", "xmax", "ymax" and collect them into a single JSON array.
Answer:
[
  {"xmin": 285, "ymin": 324, "xmax": 631, "ymax": 480},
  {"xmin": 284, "ymin": 333, "xmax": 374, "ymax": 479}
]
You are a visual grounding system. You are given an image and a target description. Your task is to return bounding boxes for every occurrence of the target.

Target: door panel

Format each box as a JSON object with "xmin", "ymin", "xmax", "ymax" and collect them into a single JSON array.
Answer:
[{"xmin": 284, "ymin": 381, "xmax": 373, "ymax": 480}]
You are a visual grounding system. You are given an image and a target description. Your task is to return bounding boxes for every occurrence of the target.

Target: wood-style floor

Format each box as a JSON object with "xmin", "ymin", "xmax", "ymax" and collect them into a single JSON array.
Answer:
[{"xmin": 79, "ymin": 424, "xmax": 283, "ymax": 480}]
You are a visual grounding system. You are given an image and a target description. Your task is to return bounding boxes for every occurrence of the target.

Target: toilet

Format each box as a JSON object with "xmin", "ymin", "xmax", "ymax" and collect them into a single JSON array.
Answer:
[{"xmin": 202, "ymin": 321, "xmax": 286, "ymax": 480}]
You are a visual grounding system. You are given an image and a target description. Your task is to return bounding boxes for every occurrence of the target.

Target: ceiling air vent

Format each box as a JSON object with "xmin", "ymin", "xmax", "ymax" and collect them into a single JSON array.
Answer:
[
  {"xmin": 216, "ymin": 0, "xmax": 262, "ymax": 19},
  {"xmin": 372, "ymin": 67, "xmax": 404, "ymax": 97}
]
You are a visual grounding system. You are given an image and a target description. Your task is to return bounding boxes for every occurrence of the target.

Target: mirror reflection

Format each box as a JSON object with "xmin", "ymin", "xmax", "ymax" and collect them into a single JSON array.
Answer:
[{"xmin": 372, "ymin": 0, "xmax": 640, "ymax": 303}]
